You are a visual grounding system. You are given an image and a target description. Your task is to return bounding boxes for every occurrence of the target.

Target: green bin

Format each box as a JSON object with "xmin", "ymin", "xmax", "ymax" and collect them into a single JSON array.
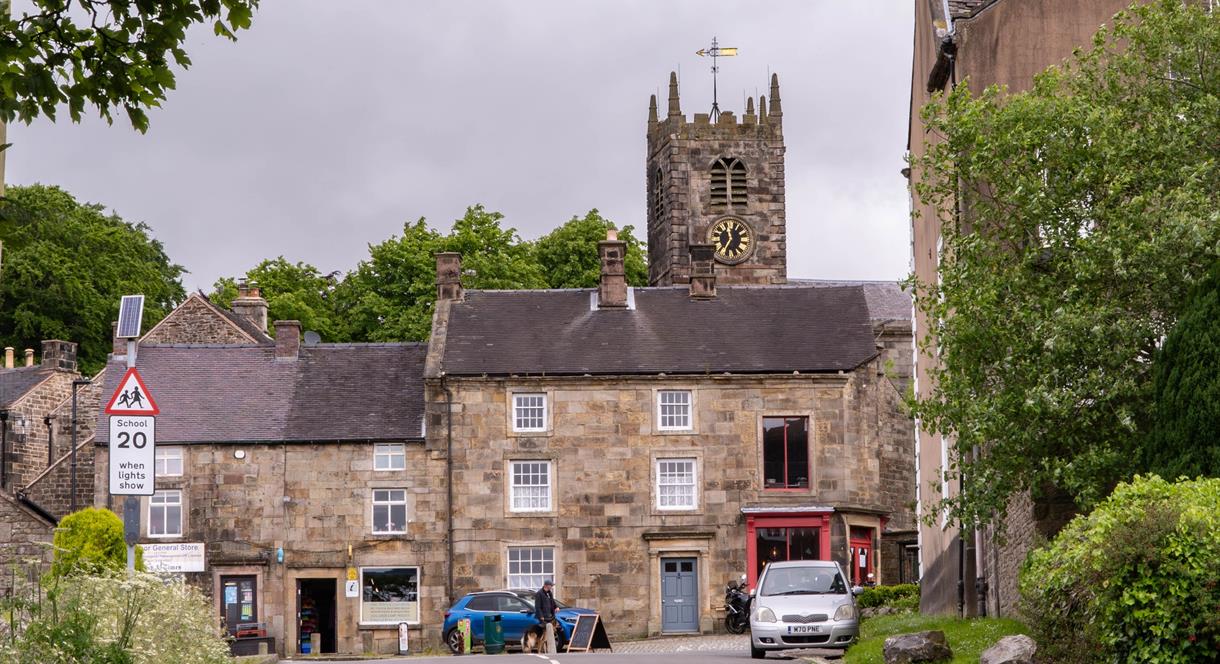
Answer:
[{"xmin": 483, "ymin": 614, "xmax": 504, "ymax": 654}]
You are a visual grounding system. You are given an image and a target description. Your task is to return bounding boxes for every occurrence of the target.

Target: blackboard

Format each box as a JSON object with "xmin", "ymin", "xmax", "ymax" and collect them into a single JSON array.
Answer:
[{"xmin": 566, "ymin": 613, "xmax": 612, "ymax": 653}]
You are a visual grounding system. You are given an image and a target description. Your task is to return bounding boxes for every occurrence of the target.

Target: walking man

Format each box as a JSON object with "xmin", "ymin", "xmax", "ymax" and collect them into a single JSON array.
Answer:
[{"xmin": 535, "ymin": 580, "xmax": 559, "ymax": 652}]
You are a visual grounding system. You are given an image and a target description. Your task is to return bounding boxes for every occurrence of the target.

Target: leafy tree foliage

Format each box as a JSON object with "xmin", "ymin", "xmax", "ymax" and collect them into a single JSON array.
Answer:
[
  {"xmin": 1146, "ymin": 261, "xmax": 1220, "ymax": 479},
  {"xmin": 0, "ymin": 185, "xmax": 185, "ymax": 373},
  {"xmin": 211, "ymin": 257, "xmax": 342, "ymax": 341},
  {"xmin": 0, "ymin": 0, "xmax": 258, "ymax": 131},
  {"xmin": 909, "ymin": 1, "xmax": 1220, "ymax": 528},
  {"xmin": 533, "ymin": 210, "xmax": 647, "ymax": 288},
  {"xmin": 50, "ymin": 507, "xmax": 144, "ymax": 578}
]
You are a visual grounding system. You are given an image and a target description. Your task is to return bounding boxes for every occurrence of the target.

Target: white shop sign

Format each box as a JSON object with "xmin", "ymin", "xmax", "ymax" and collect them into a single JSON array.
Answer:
[
  {"xmin": 108, "ymin": 415, "xmax": 155, "ymax": 496},
  {"xmin": 142, "ymin": 542, "xmax": 206, "ymax": 573}
]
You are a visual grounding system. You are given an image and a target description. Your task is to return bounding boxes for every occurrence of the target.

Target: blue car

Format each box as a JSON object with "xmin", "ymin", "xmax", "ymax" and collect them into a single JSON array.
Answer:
[{"xmin": 442, "ymin": 589, "xmax": 596, "ymax": 653}]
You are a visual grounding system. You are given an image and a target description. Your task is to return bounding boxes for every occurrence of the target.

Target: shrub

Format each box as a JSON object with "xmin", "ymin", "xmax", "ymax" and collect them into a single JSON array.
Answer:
[
  {"xmin": 50, "ymin": 508, "xmax": 144, "ymax": 578},
  {"xmin": 1020, "ymin": 475, "xmax": 1220, "ymax": 663},
  {"xmin": 856, "ymin": 583, "xmax": 919, "ymax": 609}
]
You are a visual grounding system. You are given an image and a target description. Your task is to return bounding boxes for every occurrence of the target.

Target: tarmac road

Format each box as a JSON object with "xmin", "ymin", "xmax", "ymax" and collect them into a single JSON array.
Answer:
[{"xmin": 337, "ymin": 653, "xmax": 827, "ymax": 664}]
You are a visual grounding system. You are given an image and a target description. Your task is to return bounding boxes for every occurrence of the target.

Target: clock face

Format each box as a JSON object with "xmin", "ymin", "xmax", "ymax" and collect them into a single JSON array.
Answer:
[{"xmin": 708, "ymin": 217, "xmax": 754, "ymax": 264}]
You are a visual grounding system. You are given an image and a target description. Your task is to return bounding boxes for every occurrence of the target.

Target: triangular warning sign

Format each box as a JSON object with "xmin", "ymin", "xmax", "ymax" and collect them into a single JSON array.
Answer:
[{"xmin": 104, "ymin": 367, "xmax": 160, "ymax": 415}]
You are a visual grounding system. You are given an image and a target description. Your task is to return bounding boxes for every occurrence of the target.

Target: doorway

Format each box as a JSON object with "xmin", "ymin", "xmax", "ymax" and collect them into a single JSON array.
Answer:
[
  {"xmin": 660, "ymin": 557, "xmax": 699, "ymax": 633},
  {"xmin": 849, "ymin": 527, "xmax": 874, "ymax": 586},
  {"xmin": 220, "ymin": 575, "xmax": 257, "ymax": 636},
  {"xmin": 297, "ymin": 578, "xmax": 337, "ymax": 654}
]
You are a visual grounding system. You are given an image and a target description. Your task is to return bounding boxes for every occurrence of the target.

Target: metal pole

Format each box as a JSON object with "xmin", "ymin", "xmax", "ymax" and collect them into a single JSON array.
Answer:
[{"xmin": 125, "ymin": 339, "xmax": 138, "ymax": 572}]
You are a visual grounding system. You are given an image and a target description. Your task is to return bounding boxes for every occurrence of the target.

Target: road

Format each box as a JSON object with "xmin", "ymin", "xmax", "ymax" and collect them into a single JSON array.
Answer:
[{"xmin": 336, "ymin": 653, "xmax": 827, "ymax": 664}]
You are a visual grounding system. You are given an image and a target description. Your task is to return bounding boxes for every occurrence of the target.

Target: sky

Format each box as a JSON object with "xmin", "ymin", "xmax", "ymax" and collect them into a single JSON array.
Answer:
[{"xmin": 6, "ymin": 1, "xmax": 914, "ymax": 293}]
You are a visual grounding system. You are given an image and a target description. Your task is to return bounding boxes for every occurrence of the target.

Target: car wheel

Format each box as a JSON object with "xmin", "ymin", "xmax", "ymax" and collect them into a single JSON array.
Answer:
[
  {"xmin": 445, "ymin": 628, "xmax": 465, "ymax": 655},
  {"xmin": 751, "ymin": 643, "xmax": 766, "ymax": 659}
]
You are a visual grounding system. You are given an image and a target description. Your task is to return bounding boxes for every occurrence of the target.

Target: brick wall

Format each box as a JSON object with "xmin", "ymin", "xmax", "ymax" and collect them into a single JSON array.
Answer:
[{"xmin": 142, "ymin": 296, "xmax": 255, "ymax": 345}]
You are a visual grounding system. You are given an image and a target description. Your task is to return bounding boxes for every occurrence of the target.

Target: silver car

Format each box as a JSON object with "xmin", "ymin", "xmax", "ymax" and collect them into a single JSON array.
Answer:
[{"xmin": 748, "ymin": 560, "xmax": 859, "ymax": 658}]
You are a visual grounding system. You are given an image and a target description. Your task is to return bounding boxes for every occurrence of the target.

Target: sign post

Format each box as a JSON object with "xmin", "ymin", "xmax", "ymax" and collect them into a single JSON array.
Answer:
[{"xmin": 105, "ymin": 365, "xmax": 160, "ymax": 572}]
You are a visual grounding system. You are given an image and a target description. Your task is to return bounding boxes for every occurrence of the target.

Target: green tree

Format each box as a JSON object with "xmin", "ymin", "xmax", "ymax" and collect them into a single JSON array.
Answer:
[
  {"xmin": 909, "ymin": 1, "xmax": 1220, "ymax": 528},
  {"xmin": 533, "ymin": 210, "xmax": 648, "ymax": 288},
  {"xmin": 0, "ymin": 0, "xmax": 258, "ymax": 132},
  {"xmin": 0, "ymin": 184, "xmax": 185, "ymax": 373},
  {"xmin": 50, "ymin": 507, "xmax": 144, "ymax": 578},
  {"xmin": 336, "ymin": 205, "xmax": 546, "ymax": 342},
  {"xmin": 1146, "ymin": 261, "xmax": 1220, "ymax": 479},
  {"xmin": 211, "ymin": 257, "xmax": 343, "ymax": 341}
]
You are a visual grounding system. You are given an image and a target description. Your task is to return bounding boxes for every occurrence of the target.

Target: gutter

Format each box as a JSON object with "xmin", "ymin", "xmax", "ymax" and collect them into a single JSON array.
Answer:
[{"xmin": 15, "ymin": 491, "xmax": 59, "ymax": 525}]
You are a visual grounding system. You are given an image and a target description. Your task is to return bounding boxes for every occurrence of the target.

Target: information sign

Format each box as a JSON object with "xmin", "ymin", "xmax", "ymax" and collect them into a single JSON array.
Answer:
[
  {"xmin": 109, "ymin": 415, "xmax": 155, "ymax": 495},
  {"xmin": 345, "ymin": 580, "xmax": 359, "ymax": 598},
  {"xmin": 142, "ymin": 543, "xmax": 205, "ymax": 573}
]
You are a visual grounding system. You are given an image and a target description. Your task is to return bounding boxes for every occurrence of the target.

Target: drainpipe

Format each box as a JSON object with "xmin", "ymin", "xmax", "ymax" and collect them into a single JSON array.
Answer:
[
  {"xmin": 442, "ymin": 374, "xmax": 454, "ymax": 605},
  {"xmin": 973, "ymin": 446, "xmax": 987, "ymax": 617},
  {"xmin": 44, "ymin": 416, "xmax": 53, "ymax": 465},
  {"xmin": 0, "ymin": 410, "xmax": 8, "ymax": 489}
]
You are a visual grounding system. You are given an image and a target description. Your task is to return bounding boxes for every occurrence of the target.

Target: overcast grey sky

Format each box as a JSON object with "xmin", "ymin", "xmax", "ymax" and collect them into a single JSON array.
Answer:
[{"xmin": 7, "ymin": 1, "xmax": 914, "ymax": 293}]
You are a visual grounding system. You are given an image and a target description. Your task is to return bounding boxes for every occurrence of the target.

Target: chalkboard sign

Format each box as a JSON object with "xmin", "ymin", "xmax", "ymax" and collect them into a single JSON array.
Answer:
[{"xmin": 566, "ymin": 613, "xmax": 612, "ymax": 653}]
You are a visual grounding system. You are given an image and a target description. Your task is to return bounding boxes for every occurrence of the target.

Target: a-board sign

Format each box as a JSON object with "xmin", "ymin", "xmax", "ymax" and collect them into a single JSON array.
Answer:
[
  {"xmin": 565, "ymin": 613, "xmax": 612, "ymax": 653},
  {"xmin": 108, "ymin": 415, "xmax": 155, "ymax": 495}
]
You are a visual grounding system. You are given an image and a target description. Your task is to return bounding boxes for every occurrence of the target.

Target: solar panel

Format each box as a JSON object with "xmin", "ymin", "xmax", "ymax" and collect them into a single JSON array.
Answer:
[{"xmin": 116, "ymin": 295, "xmax": 145, "ymax": 339}]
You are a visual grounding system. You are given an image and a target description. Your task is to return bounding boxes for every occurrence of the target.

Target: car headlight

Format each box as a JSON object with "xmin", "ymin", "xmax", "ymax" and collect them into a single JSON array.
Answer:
[
  {"xmin": 833, "ymin": 603, "xmax": 856, "ymax": 621},
  {"xmin": 753, "ymin": 606, "xmax": 776, "ymax": 623}
]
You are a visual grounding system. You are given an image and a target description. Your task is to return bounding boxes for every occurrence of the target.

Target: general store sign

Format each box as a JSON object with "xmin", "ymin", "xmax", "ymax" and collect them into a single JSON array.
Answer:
[{"xmin": 142, "ymin": 542, "xmax": 206, "ymax": 573}]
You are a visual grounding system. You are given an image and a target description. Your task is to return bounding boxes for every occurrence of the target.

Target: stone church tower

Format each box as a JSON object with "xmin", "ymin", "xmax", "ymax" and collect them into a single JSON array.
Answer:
[{"xmin": 646, "ymin": 72, "xmax": 787, "ymax": 286}]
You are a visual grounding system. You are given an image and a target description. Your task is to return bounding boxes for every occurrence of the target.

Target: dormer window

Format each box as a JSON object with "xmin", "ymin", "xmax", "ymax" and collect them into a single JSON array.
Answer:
[{"xmin": 710, "ymin": 157, "xmax": 747, "ymax": 209}]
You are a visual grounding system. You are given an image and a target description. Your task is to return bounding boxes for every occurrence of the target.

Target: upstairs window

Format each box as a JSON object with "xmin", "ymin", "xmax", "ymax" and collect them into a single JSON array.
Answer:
[
  {"xmin": 509, "ymin": 460, "xmax": 552, "ymax": 512},
  {"xmin": 763, "ymin": 416, "xmax": 810, "ymax": 490},
  {"xmin": 656, "ymin": 458, "xmax": 697, "ymax": 510},
  {"xmin": 149, "ymin": 490, "xmax": 183, "ymax": 537},
  {"xmin": 657, "ymin": 390, "xmax": 692, "ymax": 431},
  {"xmin": 374, "ymin": 443, "xmax": 406, "ymax": 471},
  {"xmin": 372, "ymin": 489, "xmax": 408, "ymax": 534},
  {"xmin": 513, "ymin": 393, "xmax": 547, "ymax": 432},
  {"xmin": 155, "ymin": 446, "xmax": 183, "ymax": 477},
  {"xmin": 710, "ymin": 157, "xmax": 747, "ymax": 209}
]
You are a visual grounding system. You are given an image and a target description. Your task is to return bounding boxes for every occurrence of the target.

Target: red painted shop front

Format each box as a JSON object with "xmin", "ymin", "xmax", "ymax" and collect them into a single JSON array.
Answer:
[{"xmin": 744, "ymin": 511, "xmax": 833, "ymax": 590}]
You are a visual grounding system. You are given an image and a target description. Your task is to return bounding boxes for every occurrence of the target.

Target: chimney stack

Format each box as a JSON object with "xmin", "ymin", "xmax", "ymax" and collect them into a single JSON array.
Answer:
[
  {"xmin": 274, "ymin": 321, "xmax": 301, "ymax": 360},
  {"xmin": 3, "ymin": 347, "xmax": 12, "ymax": 369},
  {"xmin": 231, "ymin": 279, "xmax": 269, "ymax": 333},
  {"xmin": 689, "ymin": 245, "xmax": 717, "ymax": 299},
  {"xmin": 23, "ymin": 349, "xmax": 33, "ymax": 367},
  {"xmin": 41, "ymin": 340, "xmax": 77, "ymax": 372},
  {"xmin": 598, "ymin": 230, "xmax": 628, "ymax": 309},
  {"xmin": 436, "ymin": 253, "xmax": 464, "ymax": 301}
]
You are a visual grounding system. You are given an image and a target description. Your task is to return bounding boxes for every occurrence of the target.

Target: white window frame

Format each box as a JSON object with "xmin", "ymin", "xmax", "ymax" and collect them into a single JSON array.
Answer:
[
  {"xmin": 359, "ymin": 566, "xmax": 421, "ymax": 625},
  {"xmin": 657, "ymin": 390, "xmax": 693, "ymax": 431},
  {"xmin": 154, "ymin": 446, "xmax": 183, "ymax": 477},
  {"xmin": 506, "ymin": 546, "xmax": 555, "ymax": 590},
  {"xmin": 512, "ymin": 393, "xmax": 548, "ymax": 433},
  {"xmin": 373, "ymin": 443, "xmax": 406, "ymax": 471},
  {"xmin": 509, "ymin": 460, "xmax": 553, "ymax": 513},
  {"xmin": 148, "ymin": 489, "xmax": 183, "ymax": 538},
  {"xmin": 655, "ymin": 457, "xmax": 698, "ymax": 511},
  {"xmin": 371, "ymin": 488, "xmax": 408, "ymax": 534}
]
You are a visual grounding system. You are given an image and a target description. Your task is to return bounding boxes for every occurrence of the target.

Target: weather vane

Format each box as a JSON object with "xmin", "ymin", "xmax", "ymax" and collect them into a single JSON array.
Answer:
[{"xmin": 696, "ymin": 37, "xmax": 738, "ymax": 121}]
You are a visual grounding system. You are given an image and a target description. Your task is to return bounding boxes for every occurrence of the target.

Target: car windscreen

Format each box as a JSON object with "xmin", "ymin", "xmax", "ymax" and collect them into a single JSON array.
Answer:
[{"xmin": 759, "ymin": 567, "xmax": 847, "ymax": 596}]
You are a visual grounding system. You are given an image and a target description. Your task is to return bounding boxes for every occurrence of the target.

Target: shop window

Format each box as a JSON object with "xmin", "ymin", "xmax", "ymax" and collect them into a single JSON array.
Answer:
[
  {"xmin": 155, "ymin": 446, "xmax": 183, "ymax": 476},
  {"xmin": 657, "ymin": 390, "xmax": 692, "ymax": 430},
  {"xmin": 372, "ymin": 489, "xmax": 407, "ymax": 534},
  {"xmin": 655, "ymin": 458, "xmax": 697, "ymax": 510},
  {"xmin": 763, "ymin": 416, "xmax": 809, "ymax": 489},
  {"xmin": 149, "ymin": 489, "xmax": 182, "ymax": 537},
  {"xmin": 513, "ymin": 393, "xmax": 547, "ymax": 432},
  {"xmin": 509, "ymin": 460, "xmax": 552, "ymax": 512},
  {"xmin": 360, "ymin": 567, "xmax": 419, "ymax": 624},
  {"xmin": 755, "ymin": 527, "xmax": 821, "ymax": 579},
  {"xmin": 374, "ymin": 443, "xmax": 406, "ymax": 471},
  {"xmin": 507, "ymin": 546, "xmax": 554, "ymax": 589}
]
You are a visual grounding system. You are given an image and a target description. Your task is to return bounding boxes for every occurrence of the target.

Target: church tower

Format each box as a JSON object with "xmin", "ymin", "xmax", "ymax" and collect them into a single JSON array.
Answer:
[{"xmin": 646, "ymin": 72, "xmax": 787, "ymax": 286}]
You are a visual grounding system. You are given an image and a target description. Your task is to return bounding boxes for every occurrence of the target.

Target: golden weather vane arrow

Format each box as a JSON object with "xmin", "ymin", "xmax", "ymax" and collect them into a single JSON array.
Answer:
[{"xmin": 696, "ymin": 37, "xmax": 738, "ymax": 121}]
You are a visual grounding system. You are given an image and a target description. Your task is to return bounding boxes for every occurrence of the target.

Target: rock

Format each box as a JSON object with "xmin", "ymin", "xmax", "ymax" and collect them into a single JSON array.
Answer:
[
  {"xmin": 979, "ymin": 635, "xmax": 1037, "ymax": 664},
  {"xmin": 883, "ymin": 630, "xmax": 954, "ymax": 664}
]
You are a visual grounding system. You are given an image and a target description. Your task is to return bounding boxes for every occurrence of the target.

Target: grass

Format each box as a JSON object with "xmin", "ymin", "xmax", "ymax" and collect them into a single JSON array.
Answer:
[{"xmin": 843, "ymin": 612, "xmax": 1028, "ymax": 664}]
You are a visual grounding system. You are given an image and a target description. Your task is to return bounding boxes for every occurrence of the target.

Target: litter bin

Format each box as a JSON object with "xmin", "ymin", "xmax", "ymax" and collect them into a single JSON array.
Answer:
[{"xmin": 483, "ymin": 614, "xmax": 504, "ymax": 654}]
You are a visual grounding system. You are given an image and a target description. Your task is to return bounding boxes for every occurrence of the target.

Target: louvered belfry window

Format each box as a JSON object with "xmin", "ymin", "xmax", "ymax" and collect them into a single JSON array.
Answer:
[
  {"xmin": 650, "ymin": 167, "xmax": 665, "ymax": 221},
  {"xmin": 710, "ymin": 157, "xmax": 747, "ymax": 208}
]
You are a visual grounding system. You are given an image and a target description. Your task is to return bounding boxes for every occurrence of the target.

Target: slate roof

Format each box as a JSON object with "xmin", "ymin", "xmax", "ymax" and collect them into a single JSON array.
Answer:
[
  {"xmin": 795, "ymin": 280, "xmax": 911, "ymax": 324},
  {"xmin": 439, "ymin": 285, "xmax": 880, "ymax": 377},
  {"xmin": 0, "ymin": 367, "xmax": 54, "ymax": 408},
  {"xmin": 95, "ymin": 343, "xmax": 426, "ymax": 444}
]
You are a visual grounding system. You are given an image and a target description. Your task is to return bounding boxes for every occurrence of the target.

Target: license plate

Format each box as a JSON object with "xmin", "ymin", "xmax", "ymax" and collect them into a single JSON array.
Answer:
[{"xmin": 787, "ymin": 625, "xmax": 821, "ymax": 634}]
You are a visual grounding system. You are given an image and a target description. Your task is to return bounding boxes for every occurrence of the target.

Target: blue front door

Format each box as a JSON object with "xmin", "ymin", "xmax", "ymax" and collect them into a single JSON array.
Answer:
[{"xmin": 661, "ymin": 557, "xmax": 699, "ymax": 633}]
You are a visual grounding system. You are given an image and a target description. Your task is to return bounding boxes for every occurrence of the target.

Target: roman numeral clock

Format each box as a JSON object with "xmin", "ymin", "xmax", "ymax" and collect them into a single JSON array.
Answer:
[{"xmin": 708, "ymin": 216, "xmax": 755, "ymax": 264}]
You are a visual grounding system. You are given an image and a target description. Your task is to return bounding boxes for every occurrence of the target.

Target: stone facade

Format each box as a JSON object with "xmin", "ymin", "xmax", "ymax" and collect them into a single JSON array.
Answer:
[
  {"xmin": 647, "ymin": 73, "xmax": 787, "ymax": 287},
  {"xmin": 4, "ymin": 370, "xmax": 78, "ymax": 490},
  {"xmin": 140, "ymin": 293, "xmax": 263, "ymax": 345},
  {"xmin": 0, "ymin": 493, "xmax": 55, "ymax": 579},
  {"xmin": 430, "ymin": 360, "xmax": 914, "ymax": 639}
]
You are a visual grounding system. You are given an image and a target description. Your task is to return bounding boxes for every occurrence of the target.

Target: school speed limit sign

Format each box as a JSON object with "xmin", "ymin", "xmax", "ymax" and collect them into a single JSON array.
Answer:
[{"xmin": 109, "ymin": 416, "xmax": 156, "ymax": 495}]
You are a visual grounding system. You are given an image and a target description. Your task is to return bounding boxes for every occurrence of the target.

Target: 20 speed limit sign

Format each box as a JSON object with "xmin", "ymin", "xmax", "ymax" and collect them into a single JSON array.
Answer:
[{"xmin": 109, "ymin": 415, "xmax": 156, "ymax": 495}]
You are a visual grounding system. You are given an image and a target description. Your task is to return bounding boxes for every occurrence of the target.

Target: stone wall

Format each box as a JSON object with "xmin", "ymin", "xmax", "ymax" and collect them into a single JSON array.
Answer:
[
  {"xmin": 0, "ymin": 493, "xmax": 54, "ymax": 584},
  {"xmin": 5, "ymin": 370, "xmax": 77, "ymax": 491},
  {"xmin": 142, "ymin": 295, "xmax": 256, "ymax": 345},
  {"xmin": 93, "ymin": 440, "xmax": 447, "ymax": 655},
  {"xmin": 990, "ymin": 486, "xmax": 1077, "ymax": 617},
  {"xmin": 23, "ymin": 439, "xmax": 95, "ymax": 520}
]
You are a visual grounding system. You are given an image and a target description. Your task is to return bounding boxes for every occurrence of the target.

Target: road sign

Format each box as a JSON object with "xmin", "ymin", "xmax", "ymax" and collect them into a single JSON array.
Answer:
[
  {"xmin": 109, "ymin": 415, "xmax": 155, "ymax": 495},
  {"xmin": 104, "ymin": 367, "xmax": 160, "ymax": 415}
]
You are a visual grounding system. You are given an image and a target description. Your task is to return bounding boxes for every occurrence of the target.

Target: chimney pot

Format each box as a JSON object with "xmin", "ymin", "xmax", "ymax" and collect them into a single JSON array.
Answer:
[
  {"xmin": 273, "ymin": 321, "xmax": 302, "ymax": 360},
  {"xmin": 436, "ymin": 252, "xmax": 464, "ymax": 301},
  {"xmin": 23, "ymin": 349, "xmax": 33, "ymax": 367},
  {"xmin": 689, "ymin": 245, "xmax": 717, "ymax": 299},
  {"xmin": 598, "ymin": 233, "xmax": 628, "ymax": 309},
  {"xmin": 231, "ymin": 279, "xmax": 270, "ymax": 334},
  {"xmin": 40, "ymin": 340, "xmax": 78, "ymax": 373},
  {"xmin": 3, "ymin": 347, "xmax": 12, "ymax": 369}
]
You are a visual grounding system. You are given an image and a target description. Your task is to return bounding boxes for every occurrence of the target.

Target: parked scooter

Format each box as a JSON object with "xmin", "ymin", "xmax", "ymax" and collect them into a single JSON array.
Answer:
[{"xmin": 724, "ymin": 574, "xmax": 751, "ymax": 634}]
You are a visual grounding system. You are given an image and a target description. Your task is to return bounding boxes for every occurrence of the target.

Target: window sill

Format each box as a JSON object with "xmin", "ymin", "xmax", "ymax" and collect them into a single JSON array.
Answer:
[{"xmin": 505, "ymin": 510, "xmax": 557, "ymax": 518}]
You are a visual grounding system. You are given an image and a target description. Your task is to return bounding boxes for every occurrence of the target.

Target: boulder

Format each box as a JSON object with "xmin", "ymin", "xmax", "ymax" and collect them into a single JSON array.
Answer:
[
  {"xmin": 883, "ymin": 630, "xmax": 954, "ymax": 664},
  {"xmin": 979, "ymin": 635, "xmax": 1038, "ymax": 664}
]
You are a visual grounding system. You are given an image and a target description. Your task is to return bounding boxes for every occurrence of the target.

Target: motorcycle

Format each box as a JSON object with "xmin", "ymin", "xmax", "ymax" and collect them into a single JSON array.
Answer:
[{"xmin": 724, "ymin": 574, "xmax": 751, "ymax": 634}]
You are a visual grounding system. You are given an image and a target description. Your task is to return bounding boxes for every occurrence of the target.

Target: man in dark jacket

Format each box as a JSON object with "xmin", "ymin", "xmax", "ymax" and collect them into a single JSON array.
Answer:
[{"xmin": 535, "ymin": 580, "xmax": 559, "ymax": 651}]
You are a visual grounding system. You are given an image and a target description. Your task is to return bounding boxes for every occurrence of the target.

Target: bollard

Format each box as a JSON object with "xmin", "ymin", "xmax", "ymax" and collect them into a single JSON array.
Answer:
[{"xmin": 544, "ymin": 622, "xmax": 556, "ymax": 653}]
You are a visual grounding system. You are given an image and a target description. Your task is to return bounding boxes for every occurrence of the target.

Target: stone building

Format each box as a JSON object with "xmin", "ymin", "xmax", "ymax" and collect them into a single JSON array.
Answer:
[{"xmin": 908, "ymin": 0, "xmax": 1133, "ymax": 616}]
